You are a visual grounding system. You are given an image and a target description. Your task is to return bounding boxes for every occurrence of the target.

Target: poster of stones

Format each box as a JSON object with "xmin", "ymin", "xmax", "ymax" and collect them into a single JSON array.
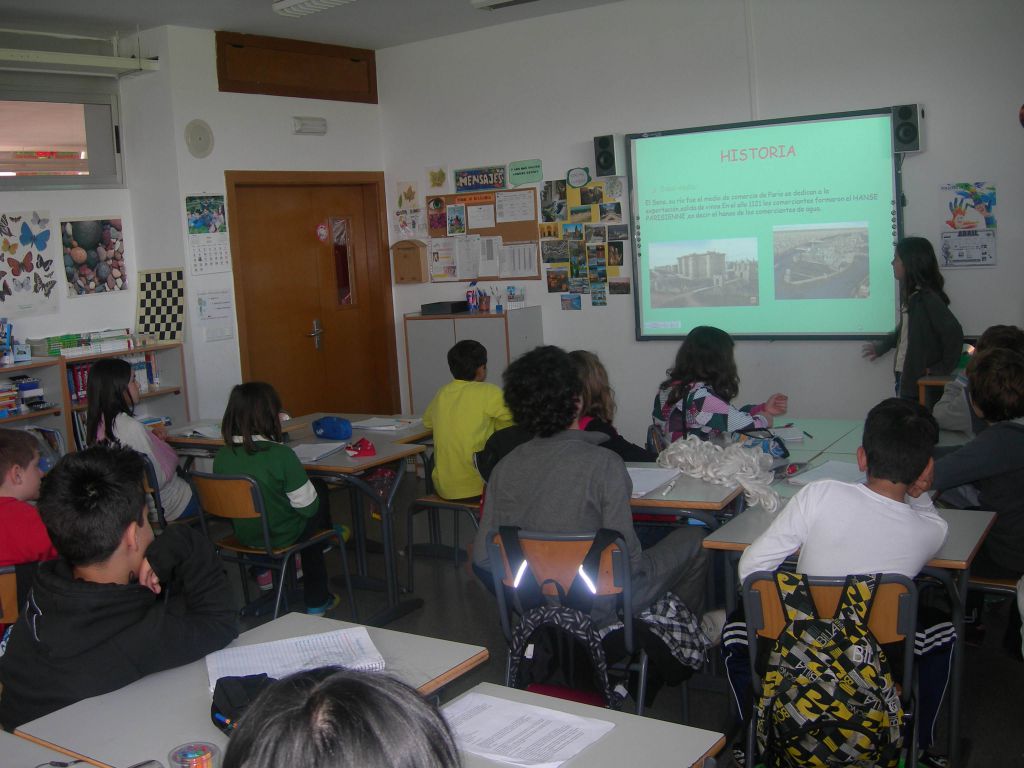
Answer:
[{"xmin": 61, "ymin": 217, "xmax": 128, "ymax": 297}]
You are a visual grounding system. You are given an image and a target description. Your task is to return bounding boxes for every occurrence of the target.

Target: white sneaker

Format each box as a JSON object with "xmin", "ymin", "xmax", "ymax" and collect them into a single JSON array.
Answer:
[{"xmin": 700, "ymin": 608, "xmax": 727, "ymax": 647}]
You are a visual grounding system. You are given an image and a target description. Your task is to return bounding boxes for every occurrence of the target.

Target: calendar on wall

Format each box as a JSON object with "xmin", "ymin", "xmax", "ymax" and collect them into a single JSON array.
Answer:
[{"xmin": 185, "ymin": 193, "xmax": 232, "ymax": 275}]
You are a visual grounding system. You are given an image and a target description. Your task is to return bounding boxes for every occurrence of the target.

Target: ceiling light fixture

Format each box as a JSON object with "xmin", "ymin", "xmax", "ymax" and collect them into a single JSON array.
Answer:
[{"xmin": 272, "ymin": 0, "xmax": 355, "ymax": 18}]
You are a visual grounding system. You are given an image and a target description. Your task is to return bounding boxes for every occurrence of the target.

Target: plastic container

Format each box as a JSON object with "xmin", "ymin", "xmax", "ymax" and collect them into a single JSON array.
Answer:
[{"xmin": 168, "ymin": 742, "xmax": 220, "ymax": 768}]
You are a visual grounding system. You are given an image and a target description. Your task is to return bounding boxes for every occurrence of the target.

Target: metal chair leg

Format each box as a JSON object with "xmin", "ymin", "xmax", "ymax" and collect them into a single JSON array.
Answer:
[{"xmin": 333, "ymin": 527, "xmax": 358, "ymax": 622}]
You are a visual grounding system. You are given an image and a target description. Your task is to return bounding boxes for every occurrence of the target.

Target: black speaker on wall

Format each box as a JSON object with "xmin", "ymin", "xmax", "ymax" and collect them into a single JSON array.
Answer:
[
  {"xmin": 593, "ymin": 134, "xmax": 618, "ymax": 176},
  {"xmin": 892, "ymin": 104, "xmax": 922, "ymax": 153}
]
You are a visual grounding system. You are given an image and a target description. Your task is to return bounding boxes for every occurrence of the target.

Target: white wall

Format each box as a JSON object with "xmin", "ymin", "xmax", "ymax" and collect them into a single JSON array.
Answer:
[
  {"xmin": 121, "ymin": 26, "xmax": 386, "ymax": 418},
  {"xmin": 377, "ymin": 0, "xmax": 1024, "ymax": 445}
]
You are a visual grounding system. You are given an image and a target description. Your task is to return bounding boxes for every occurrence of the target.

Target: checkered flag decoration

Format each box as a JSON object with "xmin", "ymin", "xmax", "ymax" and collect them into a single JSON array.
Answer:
[{"xmin": 136, "ymin": 268, "xmax": 186, "ymax": 341}]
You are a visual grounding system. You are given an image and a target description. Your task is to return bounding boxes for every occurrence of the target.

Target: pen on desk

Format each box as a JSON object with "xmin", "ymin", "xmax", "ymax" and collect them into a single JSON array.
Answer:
[
  {"xmin": 661, "ymin": 479, "xmax": 677, "ymax": 497},
  {"xmin": 802, "ymin": 430, "xmax": 814, "ymax": 439}
]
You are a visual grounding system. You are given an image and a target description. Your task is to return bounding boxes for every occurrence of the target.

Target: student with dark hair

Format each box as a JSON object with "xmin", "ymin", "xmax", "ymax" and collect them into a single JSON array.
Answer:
[
  {"xmin": 934, "ymin": 347, "xmax": 1024, "ymax": 582},
  {"xmin": 0, "ymin": 428, "xmax": 55, "ymax": 645},
  {"xmin": 85, "ymin": 357, "xmax": 197, "ymax": 522},
  {"xmin": 932, "ymin": 324, "xmax": 1024, "ymax": 436},
  {"xmin": 863, "ymin": 236, "xmax": 963, "ymax": 399},
  {"xmin": 422, "ymin": 339, "xmax": 513, "ymax": 500},
  {"xmin": 222, "ymin": 667, "xmax": 461, "ymax": 768},
  {"xmin": 472, "ymin": 345, "xmax": 710, "ymax": 625},
  {"xmin": 724, "ymin": 399, "xmax": 951, "ymax": 764},
  {"xmin": 214, "ymin": 382, "xmax": 337, "ymax": 614},
  {"xmin": 0, "ymin": 446, "xmax": 236, "ymax": 729},
  {"xmin": 653, "ymin": 326, "xmax": 787, "ymax": 443},
  {"xmin": 570, "ymin": 350, "xmax": 655, "ymax": 462}
]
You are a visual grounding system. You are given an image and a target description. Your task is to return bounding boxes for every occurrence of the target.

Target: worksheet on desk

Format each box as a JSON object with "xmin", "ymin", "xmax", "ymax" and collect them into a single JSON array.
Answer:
[
  {"xmin": 626, "ymin": 467, "xmax": 680, "ymax": 497},
  {"xmin": 444, "ymin": 692, "xmax": 613, "ymax": 768}
]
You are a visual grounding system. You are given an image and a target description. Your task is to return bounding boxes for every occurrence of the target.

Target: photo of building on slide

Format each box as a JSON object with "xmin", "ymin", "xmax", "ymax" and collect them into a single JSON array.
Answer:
[
  {"xmin": 773, "ymin": 223, "xmax": 869, "ymax": 300},
  {"xmin": 648, "ymin": 238, "xmax": 758, "ymax": 308}
]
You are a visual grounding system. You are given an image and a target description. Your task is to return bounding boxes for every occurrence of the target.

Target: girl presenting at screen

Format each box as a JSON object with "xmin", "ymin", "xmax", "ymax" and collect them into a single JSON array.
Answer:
[
  {"xmin": 862, "ymin": 237, "xmax": 963, "ymax": 400},
  {"xmin": 653, "ymin": 325, "xmax": 788, "ymax": 442}
]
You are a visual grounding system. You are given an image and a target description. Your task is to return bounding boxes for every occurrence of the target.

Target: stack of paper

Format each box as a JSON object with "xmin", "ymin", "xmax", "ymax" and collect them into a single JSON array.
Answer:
[
  {"xmin": 444, "ymin": 692, "xmax": 614, "ymax": 767},
  {"xmin": 293, "ymin": 442, "xmax": 347, "ymax": 463},
  {"xmin": 350, "ymin": 417, "xmax": 422, "ymax": 431},
  {"xmin": 205, "ymin": 627, "xmax": 384, "ymax": 692},
  {"xmin": 626, "ymin": 467, "xmax": 680, "ymax": 498}
]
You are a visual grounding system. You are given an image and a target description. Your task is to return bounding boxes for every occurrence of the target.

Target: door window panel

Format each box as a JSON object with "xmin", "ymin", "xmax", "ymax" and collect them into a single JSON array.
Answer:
[{"xmin": 330, "ymin": 216, "xmax": 353, "ymax": 305}]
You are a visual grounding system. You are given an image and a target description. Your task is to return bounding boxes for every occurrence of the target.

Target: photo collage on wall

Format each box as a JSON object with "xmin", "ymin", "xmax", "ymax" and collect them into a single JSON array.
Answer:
[{"xmin": 540, "ymin": 176, "xmax": 631, "ymax": 309}]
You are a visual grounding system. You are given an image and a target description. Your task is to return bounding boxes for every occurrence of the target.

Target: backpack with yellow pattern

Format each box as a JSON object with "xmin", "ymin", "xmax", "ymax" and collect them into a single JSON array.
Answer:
[{"xmin": 755, "ymin": 571, "xmax": 904, "ymax": 768}]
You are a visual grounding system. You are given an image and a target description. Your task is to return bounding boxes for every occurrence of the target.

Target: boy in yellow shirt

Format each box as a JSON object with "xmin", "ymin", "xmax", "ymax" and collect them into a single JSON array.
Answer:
[{"xmin": 422, "ymin": 340, "xmax": 513, "ymax": 499}]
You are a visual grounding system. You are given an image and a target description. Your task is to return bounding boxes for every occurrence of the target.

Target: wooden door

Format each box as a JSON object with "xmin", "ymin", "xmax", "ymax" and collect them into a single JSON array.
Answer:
[{"xmin": 227, "ymin": 172, "xmax": 399, "ymax": 416}]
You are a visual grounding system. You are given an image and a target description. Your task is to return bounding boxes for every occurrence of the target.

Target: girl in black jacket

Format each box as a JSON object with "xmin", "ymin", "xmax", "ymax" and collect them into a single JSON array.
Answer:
[{"xmin": 863, "ymin": 237, "xmax": 963, "ymax": 399}]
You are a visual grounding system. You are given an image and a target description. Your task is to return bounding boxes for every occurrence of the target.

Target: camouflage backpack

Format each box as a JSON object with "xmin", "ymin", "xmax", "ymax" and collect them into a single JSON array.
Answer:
[{"xmin": 755, "ymin": 571, "xmax": 904, "ymax": 768}]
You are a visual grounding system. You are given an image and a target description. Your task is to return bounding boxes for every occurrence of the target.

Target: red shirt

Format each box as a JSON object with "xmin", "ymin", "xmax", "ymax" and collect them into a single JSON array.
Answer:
[
  {"xmin": 0, "ymin": 496, "xmax": 57, "ymax": 636},
  {"xmin": 0, "ymin": 496, "xmax": 56, "ymax": 567}
]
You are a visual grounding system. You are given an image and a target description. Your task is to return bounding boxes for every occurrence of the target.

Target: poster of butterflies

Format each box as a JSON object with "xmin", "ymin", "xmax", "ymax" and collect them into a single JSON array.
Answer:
[
  {"xmin": 60, "ymin": 217, "xmax": 129, "ymax": 298},
  {"xmin": 0, "ymin": 210, "xmax": 58, "ymax": 317}
]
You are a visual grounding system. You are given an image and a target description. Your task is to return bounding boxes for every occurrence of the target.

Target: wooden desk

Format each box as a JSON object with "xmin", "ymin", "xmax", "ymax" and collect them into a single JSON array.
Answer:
[
  {"xmin": 16, "ymin": 613, "xmax": 488, "ymax": 768},
  {"xmin": 167, "ymin": 414, "xmax": 429, "ymax": 626},
  {"xmin": 703, "ymin": 492, "xmax": 994, "ymax": 768},
  {"xmin": 449, "ymin": 683, "xmax": 724, "ymax": 768},
  {"xmin": 918, "ymin": 374, "xmax": 953, "ymax": 406}
]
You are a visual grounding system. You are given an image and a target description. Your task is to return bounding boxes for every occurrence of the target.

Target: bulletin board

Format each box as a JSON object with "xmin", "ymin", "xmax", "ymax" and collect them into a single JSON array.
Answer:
[{"xmin": 425, "ymin": 188, "xmax": 541, "ymax": 281}]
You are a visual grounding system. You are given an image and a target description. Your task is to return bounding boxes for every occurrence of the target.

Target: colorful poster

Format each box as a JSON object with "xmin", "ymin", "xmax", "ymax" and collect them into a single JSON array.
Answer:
[
  {"xmin": 939, "ymin": 182, "xmax": 997, "ymax": 267},
  {"xmin": 62, "ymin": 217, "xmax": 128, "ymax": 298},
  {"xmin": 454, "ymin": 165, "xmax": 506, "ymax": 193},
  {"xmin": 0, "ymin": 210, "xmax": 58, "ymax": 317}
]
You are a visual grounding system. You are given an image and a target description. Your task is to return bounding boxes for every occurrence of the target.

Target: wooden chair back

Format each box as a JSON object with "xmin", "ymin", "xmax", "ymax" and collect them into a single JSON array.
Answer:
[
  {"xmin": 0, "ymin": 566, "xmax": 18, "ymax": 625},
  {"xmin": 489, "ymin": 532, "xmax": 623, "ymax": 598},
  {"xmin": 192, "ymin": 473, "xmax": 263, "ymax": 520},
  {"xmin": 746, "ymin": 576, "xmax": 912, "ymax": 645}
]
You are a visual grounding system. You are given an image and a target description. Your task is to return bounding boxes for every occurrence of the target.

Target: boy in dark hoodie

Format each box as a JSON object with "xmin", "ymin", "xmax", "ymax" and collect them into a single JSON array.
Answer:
[{"xmin": 0, "ymin": 446, "xmax": 237, "ymax": 730}]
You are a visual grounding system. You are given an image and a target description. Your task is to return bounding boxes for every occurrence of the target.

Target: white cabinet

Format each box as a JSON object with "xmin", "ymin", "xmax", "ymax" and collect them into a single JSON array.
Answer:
[{"xmin": 404, "ymin": 307, "xmax": 543, "ymax": 412}]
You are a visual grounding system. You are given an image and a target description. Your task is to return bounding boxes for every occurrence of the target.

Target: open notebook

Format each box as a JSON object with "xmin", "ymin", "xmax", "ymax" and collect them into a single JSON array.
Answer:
[{"xmin": 205, "ymin": 626, "xmax": 384, "ymax": 692}]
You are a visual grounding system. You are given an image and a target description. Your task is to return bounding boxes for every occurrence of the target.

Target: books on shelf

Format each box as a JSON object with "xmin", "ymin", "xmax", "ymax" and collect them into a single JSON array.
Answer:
[{"xmin": 67, "ymin": 351, "xmax": 162, "ymax": 405}]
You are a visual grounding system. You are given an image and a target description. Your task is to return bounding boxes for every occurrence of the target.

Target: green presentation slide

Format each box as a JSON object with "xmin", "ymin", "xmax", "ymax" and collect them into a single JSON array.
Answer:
[{"xmin": 629, "ymin": 111, "xmax": 899, "ymax": 338}]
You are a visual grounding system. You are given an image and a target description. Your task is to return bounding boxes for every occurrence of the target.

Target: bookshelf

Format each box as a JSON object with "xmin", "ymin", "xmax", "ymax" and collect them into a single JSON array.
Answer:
[
  {"xmin": 61, "ymin": 342, "xmax": 190, "ymax": 450},
  {"xmin": 0, "ymin": 357, "xmax": 68, "ymax": 442},
  {"xmin": 0, "ymin": 342, "xmax": 190, "ymax": 452}
]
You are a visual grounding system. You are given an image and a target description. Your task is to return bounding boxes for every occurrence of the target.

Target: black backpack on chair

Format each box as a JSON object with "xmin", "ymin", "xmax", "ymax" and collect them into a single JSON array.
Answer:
[{"xmin": 498, "ymin": 526, "xmax": 622, "ymax": 707}]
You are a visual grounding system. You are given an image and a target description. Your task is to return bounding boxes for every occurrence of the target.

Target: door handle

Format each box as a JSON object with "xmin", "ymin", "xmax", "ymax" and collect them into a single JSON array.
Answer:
[{"xmin": 306, "ymin": 319, "xmax": 323, "ymax": 350}]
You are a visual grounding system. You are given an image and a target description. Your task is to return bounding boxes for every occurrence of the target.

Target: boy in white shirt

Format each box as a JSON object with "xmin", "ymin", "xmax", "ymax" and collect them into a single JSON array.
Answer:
[{"xmin": 726, "ymin": 398, "xmax": 952, "ymax": 766}]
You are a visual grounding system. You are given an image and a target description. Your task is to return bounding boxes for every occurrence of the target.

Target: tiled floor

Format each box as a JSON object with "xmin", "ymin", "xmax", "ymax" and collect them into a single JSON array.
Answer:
[{"xmin": 234, "ymin": 472, "xmax": 1022, "ymax": 767}]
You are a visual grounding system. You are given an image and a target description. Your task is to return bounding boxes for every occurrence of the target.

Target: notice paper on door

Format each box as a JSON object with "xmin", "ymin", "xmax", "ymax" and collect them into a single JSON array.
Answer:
[{"xmin": 443, "ymin": 692, "xmax": 614, "ymax": 768}]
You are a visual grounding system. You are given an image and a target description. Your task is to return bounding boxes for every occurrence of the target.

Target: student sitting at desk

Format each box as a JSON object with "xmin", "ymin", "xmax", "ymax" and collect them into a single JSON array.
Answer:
[
  {"xmin": 0, "ymin": 429, "xmax": 56, "ymax": 648},
  {"xmin": 422, "ymin": 339, "xmax": 513, "ymax": 500},
  {"xmin": 214, "ymin": 382, "xmax": 338, "ymax": 615},
  {"xmin": 933, "ymin": 346, "xmax": 1024, "ymax": 651},
  {"xmin": 222, "ymin": 667, "xmax": 461, "ymax": 768},
  {"xmin": 570, "ymin": 350, "xmax": 655, "ymax": 462},
  {"xmin": 931, "ymin": 323, "xmax": 1024, "ymax": 437},
  {"xmin": 86, "ymin": 358, "xmax": 198, "ymax": 522},
  {"xmin": 472, "ymin": 345, "xmax": 710, "ymax": 624},
  {"xmin": 652, "ymin": 326, "xmax": 788, "ymax": 443},
  {"xmin": 723, "ymin": 399, "xmax": 951, "ymax": 765},
  {"xmin": 0, "ymin": 447, "xmax": 237, "ymax": 730}
]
